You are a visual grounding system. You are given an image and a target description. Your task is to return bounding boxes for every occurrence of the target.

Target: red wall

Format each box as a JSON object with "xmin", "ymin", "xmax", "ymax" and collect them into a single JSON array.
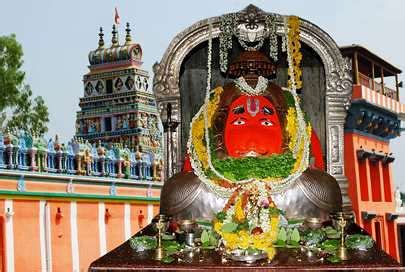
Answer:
[{"xmin": 344, "ymin": 132, "xmax": 399, "ymax": 260}]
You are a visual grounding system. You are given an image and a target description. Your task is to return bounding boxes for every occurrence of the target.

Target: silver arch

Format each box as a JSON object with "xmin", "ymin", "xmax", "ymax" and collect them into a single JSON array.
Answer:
[{"xmin": 153, "ymin": 6, "xmax": 353, "ymax": 211}]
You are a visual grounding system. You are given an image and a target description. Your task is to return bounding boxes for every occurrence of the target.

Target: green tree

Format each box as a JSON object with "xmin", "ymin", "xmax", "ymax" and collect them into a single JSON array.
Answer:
[{"xmin": 0, "ymin": 34, "xmax": 49, "ymax": 136}]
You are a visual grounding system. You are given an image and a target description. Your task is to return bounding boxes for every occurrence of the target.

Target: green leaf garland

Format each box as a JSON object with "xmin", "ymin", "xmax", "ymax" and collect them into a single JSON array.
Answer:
[{"xmin": 210, "ymin": 152, "xmax": 295, "ymax": 181}]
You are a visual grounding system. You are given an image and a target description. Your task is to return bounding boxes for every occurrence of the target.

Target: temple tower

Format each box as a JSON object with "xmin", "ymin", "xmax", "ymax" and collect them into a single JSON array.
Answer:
[
  {"xmin": 76, "ymin": 23, "xmax": 162, "ymax": 155},
  {"xmin": 341, "ymin": 45, "xmax": 405, "ymax": 261}
]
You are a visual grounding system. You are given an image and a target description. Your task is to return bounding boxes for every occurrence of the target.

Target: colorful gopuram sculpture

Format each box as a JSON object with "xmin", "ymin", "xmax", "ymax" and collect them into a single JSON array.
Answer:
[
  {"xmin": 0, "ymin": 131, "xmax": 162, "ymax": 181},
  {"xmin": 76, "ymin": 23, "xmax": 163, "ymax": 161}
]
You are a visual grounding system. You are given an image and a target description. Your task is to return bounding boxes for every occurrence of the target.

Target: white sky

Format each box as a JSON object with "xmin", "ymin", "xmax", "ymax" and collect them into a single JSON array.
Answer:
[{"xmin": 0, "ymin": 0, "xmax": 404, "ymax": 191}]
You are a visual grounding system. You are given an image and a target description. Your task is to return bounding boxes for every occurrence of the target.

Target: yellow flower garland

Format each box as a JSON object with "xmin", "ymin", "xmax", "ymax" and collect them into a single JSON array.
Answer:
[
  {"xmin": 286, "ymin": 107, "xmax": 298, "ymax": 151},
  {"xmin": 190, "ymin": 87, "xmax": 224, "ymax": 170},
  {"xmin": 287, "ymin": 16, "xmax": 303, "ymax": 90},
  {"xmin": 187, "ymin": 14, "xmax": 308, "ymax": 262},
  {"xmin": 234, "ymin": 197, "xmax": 245, "ymax": 222},
  {"xmin": 213, "ymin": 215, "xmax": 280, "ymax": 259},
  {"xmin": 293, "ymin": 123, "xmax": 312, "ymax": 172},
  {"xmin": 191, "ymin": 115, "xmax": 208, "ymax": 169}
]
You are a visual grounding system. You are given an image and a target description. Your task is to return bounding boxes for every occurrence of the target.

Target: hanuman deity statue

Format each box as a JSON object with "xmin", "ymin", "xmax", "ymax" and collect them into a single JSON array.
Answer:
[{"xmin": 160, "ymin": 51, "xmax": 342, "ymax": 223}]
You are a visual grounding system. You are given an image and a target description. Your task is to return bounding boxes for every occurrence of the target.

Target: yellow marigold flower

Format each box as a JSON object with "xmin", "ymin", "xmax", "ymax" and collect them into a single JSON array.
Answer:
[
  {"xmin": 265, "ymin": 247, "xmax": 276, "ymax": 260},
  {"xmin": 190, "ymin": 87, "xmax": 224, "ymax": 170},
  {"xmin": 223, "ymin": 233, "xmax": 238, "ymax": 250},
  {"xmin": 238, "ymin": 232, "xmax": 250, "ymax": 249},
  {"xmin": 213, "ymin": 220, "xmax": 223, "ymax": 234},
  {"xmin": 292, "ymin": 122, "xmax": 312, "ymax": 172},
  {"xmin": 286, "ymin": 108, "xmax": 297, "ymax": 151},
  {"xmin": 234, "ymin": 197, "xmax": 245, "ymax": 222},
  {"xmin": 191, "ymin": 116, "xmax": 208, "ymax": 169},
  {"xmin": 252, "ymin": 234, "xmax": 268, "ymax": 250},
  {"xmin": 287, "ymin": 16, "xmax": 302, "ymax": 90},
  {"xmin": 206, "ymin": 87, "xmax": 223, "ymax": 129}
]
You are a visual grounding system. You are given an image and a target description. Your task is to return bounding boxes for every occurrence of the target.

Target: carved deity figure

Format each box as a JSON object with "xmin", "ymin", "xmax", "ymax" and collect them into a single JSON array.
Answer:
[
  {"xmin": 160, "ymin": 51, "xmax": 342, "ymax": 222},
  {"xmin": 122, "ymin": 115, "xmax": 129, "ymax": 130}
]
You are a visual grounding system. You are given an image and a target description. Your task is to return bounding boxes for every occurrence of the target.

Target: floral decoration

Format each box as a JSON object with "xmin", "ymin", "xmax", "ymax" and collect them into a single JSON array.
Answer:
[
  {"xmin": 186, "ymin": 14, "xmax": 309, "ymax": 257},
  {"xmin": 212, "ymin": 180, "xmax": 281, "ymax": 259}
]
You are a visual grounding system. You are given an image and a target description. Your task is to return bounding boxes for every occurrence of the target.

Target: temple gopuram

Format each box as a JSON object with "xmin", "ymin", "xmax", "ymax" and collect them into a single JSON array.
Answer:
[
  {"xmin": 0, "ymin": 23, "xmax": 163, "ymax": 271},
  {"xmin": 76, "ymin": 23, "xmax": 163, "ymax": 157}
]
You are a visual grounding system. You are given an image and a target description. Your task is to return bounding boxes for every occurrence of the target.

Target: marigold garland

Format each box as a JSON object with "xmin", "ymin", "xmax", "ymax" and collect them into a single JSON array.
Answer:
[
  {"xmin": 186, "ymin": 14, "xmax": 310, "ymax": 260},
  {"xmin": 287, "ymin": 16, "xmax": 303, "ymax": 90},
  {"xmin": 189, "ymin": 86, "xmax": 310, "ymax": 186},
  {"xmin": 286, "ymin": 107, "xmax": 298, "ymax": 151},
  {"xmin": 213, "ymin": 182, "xmax": 281, "ymax": 259}
]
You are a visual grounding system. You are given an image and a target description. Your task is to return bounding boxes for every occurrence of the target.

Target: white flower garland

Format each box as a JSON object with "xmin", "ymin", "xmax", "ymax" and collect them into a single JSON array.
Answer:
[
  {"xmin": 187, "ymin": 17, "xmax": 310, "ymax": 198},
  {"xmin": 238, "ymin": 38, "xmax": 265, "ymax": 51},
  {"xmin": 234, "ymin": 76, "xmax": 269, "ymax": 96}
]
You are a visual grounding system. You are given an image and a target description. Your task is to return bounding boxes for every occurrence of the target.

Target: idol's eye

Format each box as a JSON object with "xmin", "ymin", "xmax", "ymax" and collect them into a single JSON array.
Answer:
[
  {"xmin": 262, "ymin": 106, "xmax": 274, "ymax": 115},
  {"xmin": 261, "ymin": 120, "xmax": 273, "ymax": 126},
  {"xmin": 232, "ymin": 119, "xmax": 246, "ymax": 125}
]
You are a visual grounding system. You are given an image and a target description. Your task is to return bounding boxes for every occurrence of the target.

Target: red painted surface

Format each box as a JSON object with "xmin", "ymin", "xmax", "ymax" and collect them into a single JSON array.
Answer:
[
  {"xmin": 344, "ymin": 132, "xmax": 399, "ymax": 261},
  {"xmin": 358, "ymin": 161, "xmax": 369, "ymax": 201},
  {"xmin": 13, "ymin": 200, "xmax": 41, "ymax": 271},
  {"xmin": 131, "ymin": 204, "xmax": 147, "ymax": 234},
  {"xmin": 77, "ymin": 202, "xmax": 100, "ymax": 271},
  {"xmin": 0, "ymin": 200, "xmax": 4, "ymax": 271},
  {"xmin": 105, "ymin": 203, "xmax": 125, "ymax": 252},
  {"xmin": 382, "ymin": 164, "xmax": 392, "ymax": 202},
  {"xmin": 310, "ymin": 130, "xmax": 325, "ymax": 170},
  {"xmin": 224, "ymin": 95, "xmax": 283, "ymax": 157},
  {"xmin": 369, "ymin": 162, "xmax": 382, "ymax": 202},
  {"xmin": 49, "ymin": 201, "xmax": 73, "ymax": 271}
]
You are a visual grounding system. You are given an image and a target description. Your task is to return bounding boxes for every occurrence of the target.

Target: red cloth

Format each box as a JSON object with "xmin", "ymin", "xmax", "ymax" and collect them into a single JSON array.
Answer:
[
  {"xmin": 310, "ymin": 130, "xmax": 325, "ymax": 170},
  {"xmin": 182, "ymin": 153, "xmax": 193, "ymax": 172}
]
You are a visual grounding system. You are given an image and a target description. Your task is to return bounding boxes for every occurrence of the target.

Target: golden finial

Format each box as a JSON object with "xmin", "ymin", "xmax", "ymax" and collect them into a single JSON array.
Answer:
[
  {"xmin": 98, "ymin": 27, "xmax": 105, "ymax": 48},
  {"xmin": 125, "ymin": 22, "xmax": 132, "ymax": 45},
  {"xmin": 111, "ymin": 25, "xmax": 118, "ymax": 46}
]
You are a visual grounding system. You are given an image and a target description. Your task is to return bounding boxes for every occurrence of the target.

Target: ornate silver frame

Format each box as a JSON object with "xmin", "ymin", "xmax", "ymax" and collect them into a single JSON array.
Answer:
[{"xmin": 153, "ymin": 6, "xmax": 353, "ymax": 211}]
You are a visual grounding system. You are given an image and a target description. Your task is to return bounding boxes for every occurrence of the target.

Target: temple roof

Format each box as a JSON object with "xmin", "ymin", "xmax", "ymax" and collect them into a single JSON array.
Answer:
[
  {"xmin": 340, "ymin": 44, "xmax": 402, "ymax": 76},
  {"xmin": 88, "ymin": 23, "xmax": 143, "ymax": 66}
]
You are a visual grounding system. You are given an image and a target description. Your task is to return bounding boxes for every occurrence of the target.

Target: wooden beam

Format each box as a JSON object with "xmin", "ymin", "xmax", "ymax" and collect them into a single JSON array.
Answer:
[
  {"xmin": 395, "ymin": 74, "xmax": 399, "ymax": 101},
  {"xmin": 354, "ymin": 52, "xmax": 359, "ymax": 85},
  {"xmin": 381, "ymin": 67, "xmax": 385, "ymax": 95},
  {"xmin": 371, "ymin": 61, "xmax": 375, "ymax": 90}
]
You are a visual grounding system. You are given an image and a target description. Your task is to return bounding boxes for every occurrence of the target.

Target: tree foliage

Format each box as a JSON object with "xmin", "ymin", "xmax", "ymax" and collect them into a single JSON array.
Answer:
[{"xmin": 0, "ymin": 34, "xmax": 49, "ymax": 136}]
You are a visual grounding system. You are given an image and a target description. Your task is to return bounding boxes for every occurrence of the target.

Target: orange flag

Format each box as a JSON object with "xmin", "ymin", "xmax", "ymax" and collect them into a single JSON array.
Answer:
[{"xmin": 114, "ymin": 7, "xmax": 120, "ymax": 25}]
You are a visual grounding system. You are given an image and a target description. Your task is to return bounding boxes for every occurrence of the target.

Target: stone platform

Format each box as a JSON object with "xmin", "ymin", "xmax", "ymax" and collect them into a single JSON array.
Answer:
[{"xmin": 89, "ymin": 223, "xmax": 402, "ymax": 271}]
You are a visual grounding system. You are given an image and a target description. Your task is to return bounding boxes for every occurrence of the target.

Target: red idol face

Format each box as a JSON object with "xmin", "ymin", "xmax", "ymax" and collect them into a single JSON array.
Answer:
[{"xmin": 224, "ymin": 95, "xmax": 283, "ymax": 158}]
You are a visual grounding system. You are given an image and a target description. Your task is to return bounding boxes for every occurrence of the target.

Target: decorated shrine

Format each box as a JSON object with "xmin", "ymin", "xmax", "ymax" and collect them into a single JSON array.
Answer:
[{"xmin": 89, "ymin": 5, "xmax": 405, "ymax": 271}]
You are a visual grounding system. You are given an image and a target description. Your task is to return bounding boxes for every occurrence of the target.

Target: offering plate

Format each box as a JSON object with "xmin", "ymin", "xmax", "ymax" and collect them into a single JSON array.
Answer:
[{"xmin": 228, "ymin": 249, "xmax": 267, "ymax": 264}]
